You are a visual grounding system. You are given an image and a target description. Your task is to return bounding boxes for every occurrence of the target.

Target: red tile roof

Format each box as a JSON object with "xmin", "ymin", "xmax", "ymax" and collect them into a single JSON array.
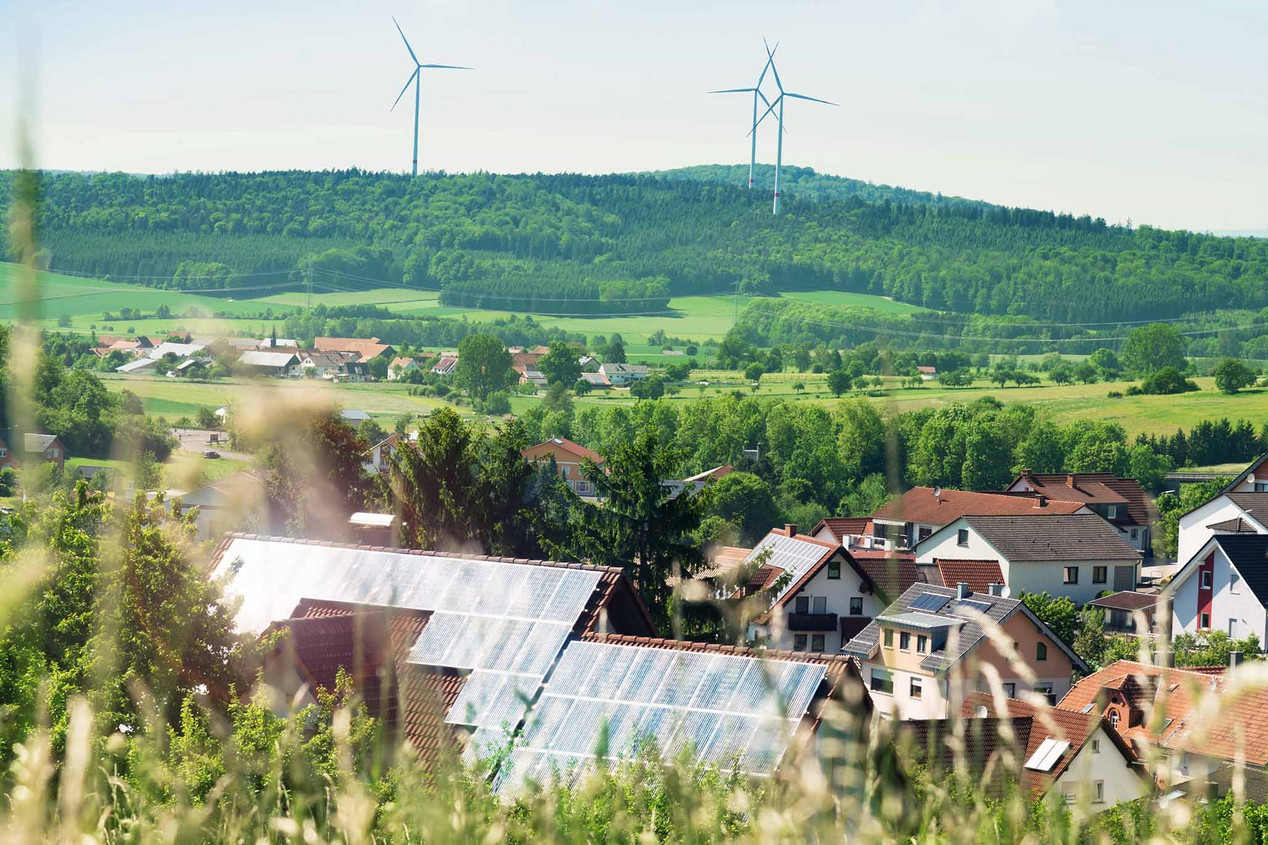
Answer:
[
  {"xmin": 853, "ymin": 553, "xmax": 920, "ymax": 601},
  {"xmin": 934, "ymin": 559, "xmax": 1004, "ymax": 593},
  {"xmin": 522, "ymin": 437, "xmax": 604, "ymax": 465},
  {"xmin": 811, "ymin": 517, "xmax": 871, "ymax": 542},
  {"xmin": 1011, "ymin": 472, "xmax": 1153, "ymax": 527},
  {"xmin": 871, "ymin": 487, "xmax": 1086, "ymax": 527},
  {"xmin": 314, "ymin": 336, "xmax": 394, "ymax": 363}
]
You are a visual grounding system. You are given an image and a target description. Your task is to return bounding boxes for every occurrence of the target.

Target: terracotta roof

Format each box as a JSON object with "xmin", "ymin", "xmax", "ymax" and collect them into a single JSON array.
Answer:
[
  {"xmin": 960, "ymin": 514, "xmax": 1140, "ymax": 562},
  {"xmin": 1053, "ymin": 660, "xmax": 1268, "ymax": 767},
  {"xmin": 853, "ymin": 553, "xmax": 920, "ymax": 601},
  {"xmin": 1011, "ymin": 472, "xmax": 1153, "ymax": 527},
  {"xmin": 1087, "ymin": 591, "xmax": 1160, "ymax": 612},
  {"xmin": 313, "ymin": 336, "xmax": 393, "ymax": 363},
  {"xmin": 871, "ymin": 487, "xmax": 1085, "ymax": 527},
  {"xmin": 933, "ymin": 559, "xmax": 1004, "ymax": 593},
  {"xmin": 812, "ymin": 517, "xmax": 871, "ymax": 541},
  {"xmin": 523, "ymin": 437, "xmax": 604, "ymax": 465}
]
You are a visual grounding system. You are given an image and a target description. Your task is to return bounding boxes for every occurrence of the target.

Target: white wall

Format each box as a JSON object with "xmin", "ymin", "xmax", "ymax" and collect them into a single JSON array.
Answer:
[
  {"xmin": 1169, "ymin": 545, "xmax": 1268, "ymax": 647},
  {"xmin": 1178, "ymin": 497, "xmax": 1264, "ymax": 565},
  {"xmin": 858, "ymin": 659, "xmax": 949, "ymax": 719},
  {"xmin": 763, "ymin": 551, "xmax": 887, "ymax": 653},
  {"xmin": 1051, "ymin": 725, "xmax": 1149, "ymax": 817},
  {"xmin": 915, "ymin": 523, "xmax": 1006, "ymax": 575}
]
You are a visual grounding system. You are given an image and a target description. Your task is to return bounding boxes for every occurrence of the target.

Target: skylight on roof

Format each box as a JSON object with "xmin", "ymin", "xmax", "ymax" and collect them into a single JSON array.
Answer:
[
  {"xmin": 1023, "ymin": 738, "xmax": 1070, "ymax": 772},
  {"xmin": 955, "ymin": 600, "xmax": 993, "ymax": 615}
]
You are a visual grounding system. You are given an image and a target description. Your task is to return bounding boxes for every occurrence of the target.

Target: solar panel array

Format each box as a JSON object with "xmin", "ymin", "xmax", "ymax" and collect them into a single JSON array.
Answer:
[
  {"xmin": 212, "ymin": 538, "xmax": 603, "ymax": 731},
  {"xmin": 908, "ymin": 592, "xmax": 953, "ymax": 613},
  {"xmin": 742, "ymin": 533, "xmax": 830, "ymax": 603},
  {"xmin": 491, "ymin": 640, "xmax": 827, "ymax": 794},
  {"xmin": 1023, "ymin": 737, "xmax": 1070, "ymax": 772}
]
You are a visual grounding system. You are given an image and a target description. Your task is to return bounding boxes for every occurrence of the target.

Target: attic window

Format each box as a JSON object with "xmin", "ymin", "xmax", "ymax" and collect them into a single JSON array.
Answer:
[
  {"xmin": 827, "ymin": 560, "xmax": 841, "ymax": 580},
  {"xmin": 957, "ymin": 529, "xmax": 969, "ymax": 547}
]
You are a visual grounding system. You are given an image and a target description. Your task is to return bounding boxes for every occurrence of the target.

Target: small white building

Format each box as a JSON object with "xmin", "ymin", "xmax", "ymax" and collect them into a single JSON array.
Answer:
[
  {"xmin": 598, "ymin": 362, "xmax": 649, "ymax": 386},
  {"xmin": 1177, "ymin": 490, "xmax": 1268, "ymax": 566},
  {"xmin": 915, "ymin": 513, "xmax": 1141, "ymax": 604},
  {"xmin": 1162, "ymin": 534, "xmax": 1268, "ymax": 645}
]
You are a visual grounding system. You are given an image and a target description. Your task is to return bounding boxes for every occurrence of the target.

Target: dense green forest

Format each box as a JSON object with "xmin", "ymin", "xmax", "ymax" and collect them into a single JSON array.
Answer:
[{"xmin": 7, "ymin": 168, "xmax": 1268, "ymax": 333}]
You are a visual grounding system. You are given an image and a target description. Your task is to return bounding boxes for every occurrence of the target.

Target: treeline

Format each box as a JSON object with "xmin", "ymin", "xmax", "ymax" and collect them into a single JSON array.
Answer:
[
  {"xmin": 10, "ymin": 168, "xmax": 1268, "ymax": 328},
  {"xmin": 279, "ymin": 308, "xmax": 585, "ymax": 349},
  {"xmin": 438, "ymin": 276, "xmax": 670, "ymax": 315}
]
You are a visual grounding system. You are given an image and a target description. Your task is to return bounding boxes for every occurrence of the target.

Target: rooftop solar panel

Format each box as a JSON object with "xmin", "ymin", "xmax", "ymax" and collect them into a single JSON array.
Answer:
[{"xmin": 908, "ymin": 592, "xmax": 953, "ymax": 612}]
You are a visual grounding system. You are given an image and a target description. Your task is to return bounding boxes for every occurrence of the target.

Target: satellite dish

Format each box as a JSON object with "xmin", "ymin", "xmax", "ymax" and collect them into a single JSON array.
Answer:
[
  {"xmin": 1000, "ymin": 585, "xmax": 1011, "ymax": 599},
  {"xmin": 1249, "ymin": 473, "xmax": 1257, "ymax": 485},
  {"xmin": 975, "ymin": 705, "xmax": 989, "ymax": 717},
  {"xmin": 933, "ymin": 487, "xmax": 943, "ymax": 498}
]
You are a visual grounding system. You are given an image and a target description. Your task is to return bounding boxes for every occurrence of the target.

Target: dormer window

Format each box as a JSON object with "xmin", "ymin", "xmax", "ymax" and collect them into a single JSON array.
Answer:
[{"xmin": 957, "ymin": 529, "xmax": 969, "ymax": 547}]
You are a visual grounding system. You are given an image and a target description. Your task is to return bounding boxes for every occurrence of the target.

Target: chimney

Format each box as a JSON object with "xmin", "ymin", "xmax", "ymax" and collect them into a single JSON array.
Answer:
[
  {"xmin": 988, "ymin": 582, "xmax": 1003, "ymax": 596},
  {"xmin": 957, "ymin": 582, "xmax": 970, "ymax": 599},
  {"xmin": 1231, "ymin": 651, "xmax": 1244, "ymax": 669},
  {"xmin": 785, "ymin": 523, "xmax": 797, "ymax": 537},
  {"xmin": 1035, "ymin": 494, "xmax": 1048, "ymax": 509},
  {"xmin": 1066, "ymin": 474, "xmax": 1077, "ymax": 489}
]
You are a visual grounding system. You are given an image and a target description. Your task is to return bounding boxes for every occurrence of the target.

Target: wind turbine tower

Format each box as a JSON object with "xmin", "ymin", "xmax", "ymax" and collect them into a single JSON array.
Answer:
[
  {"xmin": 713, "ymin": 42, "xmax": 836, "ymax": 214},
  {"xmin": 391, "ymin": 18, "xmax": 473, "ymax": 177}
]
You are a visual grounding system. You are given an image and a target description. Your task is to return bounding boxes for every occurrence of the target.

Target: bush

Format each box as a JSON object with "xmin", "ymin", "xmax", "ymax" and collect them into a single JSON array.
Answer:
[
  {"xmin": 1106, "ymin": 390, "xmax": 1123, "ymax": 398},
  {"xmin": 1213, "ymin": 357, "xmax": 1256, "ymax": 394},
  {"xmin": 1139, "ymin": 367, "xmax": 1199, "ymax": 395}
]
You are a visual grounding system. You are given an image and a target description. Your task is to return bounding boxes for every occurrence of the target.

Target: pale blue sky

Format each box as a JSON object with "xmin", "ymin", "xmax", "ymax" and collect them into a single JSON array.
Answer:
[{"xmin": 4, "ymin": 0, "xmax": 1267, "ymax": 232}]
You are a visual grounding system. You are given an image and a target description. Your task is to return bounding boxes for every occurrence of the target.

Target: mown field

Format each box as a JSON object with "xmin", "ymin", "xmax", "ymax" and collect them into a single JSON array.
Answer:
[{"xmin": 4, "ymin": 264, "xmax": 927, "ymax": 346}]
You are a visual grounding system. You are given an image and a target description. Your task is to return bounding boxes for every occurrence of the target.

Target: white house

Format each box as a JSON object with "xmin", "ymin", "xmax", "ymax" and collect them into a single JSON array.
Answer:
[
  {"xmin": 915, "ymin": 513, "xmax": 1141, "ymax": 604},
  {"xmin": 598, "ymin": 362, "xmax": 649, "ymax": 386},
  {"xmin": 743, "ymin": 526, "xmax": 918, "ymax": 654},
  {"xmin": 1177, "ymin": 492, "xmax": 1268, "ymax": 566},
  {"xmin": 1162, "ymin": 534, "xmax": 1268, "ymax": 645}
]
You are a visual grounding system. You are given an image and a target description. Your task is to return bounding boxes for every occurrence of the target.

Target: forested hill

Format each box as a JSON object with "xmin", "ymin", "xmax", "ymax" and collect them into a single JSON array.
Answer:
[
  {"xmin": 646, "ymin": 164, "xmax": 993, "ymax": 209},
  {"xmin": 5, "ymin": 168, "xmax": 1268, "ymax": 324}
]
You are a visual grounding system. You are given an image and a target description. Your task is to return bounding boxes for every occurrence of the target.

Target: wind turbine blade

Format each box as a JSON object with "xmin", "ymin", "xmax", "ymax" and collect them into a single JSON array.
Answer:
[
  {"xmin": 768, "ymin": 58, "xmax": 784, "ymax": 93},
  {"xmin": 784, "ymin": 91, "xmax": 838, "ymax": 106},
  {"xmin": 748, "ymin": 96, "xmax": 781, "ymax": 136},
  {"xmin": 390, "ymin": 69, "xmax": 419, "ymax": 112},
  {"xmin": 419, "ymin": 63, "xmax": 474, "ymax": 69},
  {"xmin": 392, "ymin": 17, "xmax": 421, "ymax": 65},
  {"xmin": 710, "ymin": 87, "xmax": 757, "ymax": 94}
]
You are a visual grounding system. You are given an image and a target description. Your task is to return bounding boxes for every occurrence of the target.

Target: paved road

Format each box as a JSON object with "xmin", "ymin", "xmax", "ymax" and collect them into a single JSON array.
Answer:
[{"xmin": 170, "ymin": 428, "xmax": 252, "ymax": 463}]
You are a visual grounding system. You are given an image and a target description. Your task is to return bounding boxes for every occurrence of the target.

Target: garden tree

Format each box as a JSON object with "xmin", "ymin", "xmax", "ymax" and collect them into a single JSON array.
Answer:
[
  {"xmin": 764, "ymin": 403, "xmax": 849, "ymax": 513},
  {"xmin": 538, "ymin": 341, "xmax": 582, "ymax": 387},
  {"xmin": 1127, "ymin": 444, "xmax": 1174, "ymax": 493},
  {"xmin": 743, "ymin": 363, "xmax": 765, "ymax": 383},
  {"xmin": 1122, "ymin": 323, "xmax": 1187, "ymax": 375},
  {"xmin": 263, "ymin": 413, "xmax": 384, "ymax": 537},
  {"xmin": 1072, "ymin": 607, "xmax": 1108, "ymax": 668},
  {"xmin": 541, "ymin": 382, "xmax": 574, "ymax": 417},
  {"xmin": 1072, "ymin": 361, "xmax": 1099, "ymax": 384},
  {"xmin": 937, "ymin": 368, "xmax": 972, "ymax": 387},
  {"xmin": 664, "ymin": 362, "xmax": 692, "ymax": 382},
  {"xmin": 367, "ymin": 356, "xmax": 389, "ymax": 380},
  {"xmin": 86, "ymin": 494, "xmax": 246, "ymax": 732},
  {"xmin": 1013, "ymin": 419, "xmax": 1067, "ymax": 474},
  {"xmin": 826, "ymin": 369, "xmax": 852, "ymax": 397},
  {"xmin": 701, "ymin": 472, "xmax": 780, "ymax": 545},
  {"xmin": 1019, "ymin": 591, "xmax": 1079, "ymax": 647},
  {"xmin": 1213, "ymin": 358, "xmax": 1256, "ymax": 394},
  {"xmin": 455, "ymin": 333, "xmax": 514, "ymax": 400},
  {"xmin": 603, "ymin": 338, "xmax": 627, "ymax": 364},
  {"xmin": 961, "ymin": 422, "xmax": 1012, "ymax": 490},
  {"xmin": 1088, "ymin": 348, "xmax": 1121, "ymax": 379},
  {"xmin": 359, "ymin": 418, "xmax": 389, "ymax": 448},
  {"xmin": 1139, "ymin": 367, "xmax": 1199, "ymax": 395},
  {"xmin": 1065, "ymin": 422, "xmax": 1129, "ymax": 475},
  {"xmin": 629, "ymin": 375, "xmax": 665, "ymax": 400},
  {"xmin": 573, "ymin": 378, "xmax": 592, "ymax": 396},
  {"xmin": 574, "ymin": 427, "xmax": 703, "ymax": 625},
  {"xmin": 1048, "ymin": 362, "xmax": 1075, "ymax": 385},
  {"xmin": 765, "ymin": 347, "xmax": 783, "ymax": 374},
  {"xmin": 793, "ymin": 346, "xmax": 812, "ymax": 372},
  {"xmin": 840, "ymin": 472, "xmax": 892, "ymax": 517}
]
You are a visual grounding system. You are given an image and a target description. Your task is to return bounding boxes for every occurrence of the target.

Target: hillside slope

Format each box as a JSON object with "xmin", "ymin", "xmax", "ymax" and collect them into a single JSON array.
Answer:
[{"xmin": 5, "ymin": 168, "xmax": 1268, "ymax": 327}]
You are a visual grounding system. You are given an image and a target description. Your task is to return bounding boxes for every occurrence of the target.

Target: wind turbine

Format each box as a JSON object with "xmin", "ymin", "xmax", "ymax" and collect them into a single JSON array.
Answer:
[
  {"xmin": 709, "ymin": 40, "xmax": 780, "ymax": 191},
  {"xmin": 751, "ymin": 46, "xmax": 836, "ymax": 214},
  {"xmin": 390, "ymin": 18, "xmax": 472, "ymax": 177}
]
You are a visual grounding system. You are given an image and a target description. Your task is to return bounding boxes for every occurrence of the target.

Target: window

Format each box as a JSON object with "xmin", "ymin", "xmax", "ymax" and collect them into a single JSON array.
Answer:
[
  {"xmin": 793, "ymin": 634, "xmax": 808, "ymax": 651},
  {"xmin": 1109, "ymin": 710, "xmax": 1119, "ymax": 728},
  {"xmin": 849, "ymin": 597, "xmax": 863, "ymax": 616},
  {"xmin": 0, "ymin": 448, "xmax": 6, "ymax": 457},
  {"xmin": 1231, "ymin": 570, "xmax": 1241, "ymax": 593},
  {"xmin": 1257, "ymin": 482, "xmax": 1268, "ymax": 493},
  {"xmin": 870, "ymin": 668, "xmax": 893, "ymax": 694},
  {"xmin": 1091, "ymin": 739, "xmax": 1100, "ymax": 754},
  {"xmin": 919, "ymin": 527, "xmax": 933, "ymax": 542},
  {"xmin": 811, "ymin": 634, "xmax": 826, "ymax": 653},
  {"xmin": 1092, "ymin": 566, "xmax": 1107, "ymax": 584},
  {"xmin": 827, "ymin": 560, "xmax": 841, "ymax": 580},
  {"xmin": 957, "ymin": 529, "xmax": 969, "ymax": 547},
  {"xmin": 1201, "ymin": 571, "xmax": 1212, "ymax": 590},
  {"xmin": 1094, "ymin": 780, "xmax": 1105, "ymax": 804},
  {"xmin": 1036, "ymin": 642, "xmax": 1048, "ymax": 661},
  {"xmin": 900, "ymin": 632, "xmax": 911, "ymax": 651},
  {"xmin": 1200, "ymin": 612, "xmax": 1211, "ymax": 629},
  {"xmin": 795, "ymin": 596, "xmax": 810, "ymax": 614},
  {"xmin": 916, "ymin": 635, "xmax": 928, "ymax": 654},
  {"xmin": 50, "ymin": 448, "xmax": 59, "ymax": 458},
  {"xmin": 812, "ymin": 596, "xmax": 827, "ymax": 614},
  {"xmin": 1003, "ymin": 682, "xmax": 1016, "ymax": 698},
  {"xmin": 1063, "ymin": 566, "xmax": 1079, "ymax": 585},
  {"xmin": 1130, "ymin": 528, "xmax": 1138, "ymax": 540},
  {"xmin": 1106, "ymin": 504, "xmax": 1118, "ymax": 519},
  {"xmin": 910, "ymin": 677, "xmax": 923, "ymax": 699},
  {"xmin": 883, "ymin": 628, "xmax": 893, "ymax": 648}
]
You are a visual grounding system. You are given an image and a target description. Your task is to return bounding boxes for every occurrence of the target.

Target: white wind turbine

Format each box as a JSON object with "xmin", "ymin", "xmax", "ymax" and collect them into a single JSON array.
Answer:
[{"xmin": 391, "ymin": 18, "xmax": 473, "ymax": 177}]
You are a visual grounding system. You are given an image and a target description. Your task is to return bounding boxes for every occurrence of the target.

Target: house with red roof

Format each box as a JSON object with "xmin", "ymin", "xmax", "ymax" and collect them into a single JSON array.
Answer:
[
  {"xmin": 1056, "ymin": 658, "xmax": 1268, "ymax": 798},
  {"xmin": 1006, "ymin": 471, "xmax": 1156, "ymax": 554},
  {"xmin": 894, "ymin": 692, "xmax": 1148, "ymax": 815},
  {"xmin": 870, "ymin": 486, "xmax": 1090, "ymax": 549},
  {"xmin": 522, "ymin": 437, "xmax": 605, "ymax": 498}
]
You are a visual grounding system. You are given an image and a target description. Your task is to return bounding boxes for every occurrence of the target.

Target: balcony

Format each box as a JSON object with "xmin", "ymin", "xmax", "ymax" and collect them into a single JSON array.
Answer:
[{"xmin": 787, "ymin": 612, "xmax": 838, "ymax": 632}]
